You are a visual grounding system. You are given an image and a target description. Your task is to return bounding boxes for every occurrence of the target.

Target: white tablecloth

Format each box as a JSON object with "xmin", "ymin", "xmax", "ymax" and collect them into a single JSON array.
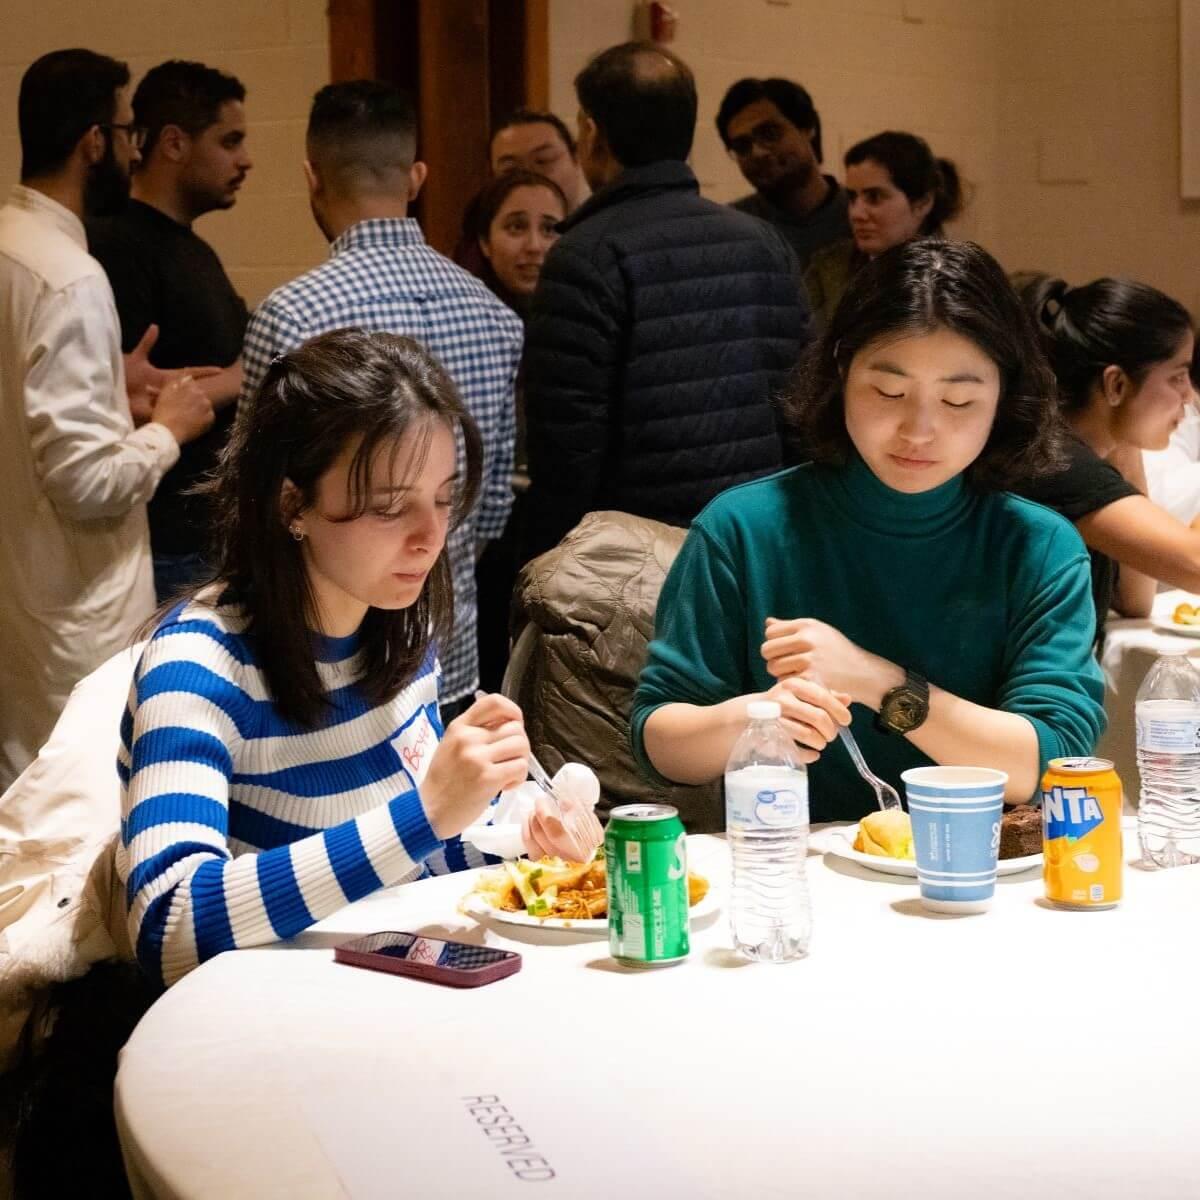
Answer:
[
  {"xmin": 114, "ymin": 830, "xmax": 1200, "ymax": 1200},
  {"xmin": 1099, "ymin": 589, "xmax": 1200, "ymax": 799}
]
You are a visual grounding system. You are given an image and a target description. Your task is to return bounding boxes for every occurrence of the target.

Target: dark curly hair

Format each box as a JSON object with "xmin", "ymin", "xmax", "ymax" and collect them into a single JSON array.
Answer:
[
  {"xmin": 786, "ymin": 239, "xmax": 1065, "ymax": 491},
  {"xmin": 715, "ymin": 77, "xmax": 823, "ymax": 161}
]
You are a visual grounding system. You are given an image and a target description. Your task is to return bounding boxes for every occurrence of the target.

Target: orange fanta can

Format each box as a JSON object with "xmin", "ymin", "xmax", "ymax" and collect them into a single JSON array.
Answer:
[{"xmin": 1041, "ymin": 757, "xmax": 1123, "ymax": 910}]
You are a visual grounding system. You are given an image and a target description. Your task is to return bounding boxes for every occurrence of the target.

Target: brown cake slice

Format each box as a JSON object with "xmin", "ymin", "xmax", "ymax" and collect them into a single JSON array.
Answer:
[{"xmin": 999, "ymin": 804, "xmax": 1042, "ymax": 859}]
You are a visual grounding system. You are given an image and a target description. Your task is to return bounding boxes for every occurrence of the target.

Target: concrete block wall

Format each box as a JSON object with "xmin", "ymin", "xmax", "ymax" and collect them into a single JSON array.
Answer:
[
  {"xmin": 548, "ymin": 0, "xmax": 1199, "ymax": 312},
  {"xmin": 0, "ymin": 2, "xmax": 1194, "ymax": 312},
  {"xmin": 0, "ymin": 0, "xmax": 330, "ymax": 307},
  {"xmin": 548, "ymin": 0, "xmax": 1001, "ymax": 251}
]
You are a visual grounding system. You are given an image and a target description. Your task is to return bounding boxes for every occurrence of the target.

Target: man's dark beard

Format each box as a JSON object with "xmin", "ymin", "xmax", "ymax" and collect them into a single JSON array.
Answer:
[
  {"xmin": 83, "ymin": 141, "xmax": 131, "ymax": 218},
  {"xmin": 757, "ymin": 155, "xmax": 815, "ymax": 205}
]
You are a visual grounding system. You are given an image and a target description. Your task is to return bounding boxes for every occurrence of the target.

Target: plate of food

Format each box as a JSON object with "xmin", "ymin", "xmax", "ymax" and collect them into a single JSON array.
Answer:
[
  {"xmin": 825, "ymin": 806, "xmax": 1043, "ymax": 877},
  {"xmin": 462, "ymin": 851, "xmax": 716, "ymax": 932},
  {"xmin": 1152, "ymin": 601, "xmax": 1200, "ymax": 638}
]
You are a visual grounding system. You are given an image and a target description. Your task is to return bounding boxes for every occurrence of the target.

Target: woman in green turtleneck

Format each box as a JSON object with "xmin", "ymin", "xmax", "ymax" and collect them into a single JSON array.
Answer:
[{"xmin": 631, "ymin": 240, "xmax": 1105, "ymax": 823}]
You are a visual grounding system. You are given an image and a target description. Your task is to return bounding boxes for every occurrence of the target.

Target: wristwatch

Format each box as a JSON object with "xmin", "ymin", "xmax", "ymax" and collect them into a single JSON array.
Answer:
[{"xmin": 875, "ymin": 668, "xmax": 930, "ymax": 735}]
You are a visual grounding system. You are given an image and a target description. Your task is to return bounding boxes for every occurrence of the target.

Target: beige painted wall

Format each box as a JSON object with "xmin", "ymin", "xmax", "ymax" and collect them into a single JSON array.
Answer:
[
  {"xmin": 549, "ymin": 0, "xmax": 1199, "ymax": 312},
  {"xmin": 0, "ymin": 0, "xmax": 330, "ymax": 308},
  {"xmin": 997, "ymin": 0, "xmax": 1200, "ymax": 315}
]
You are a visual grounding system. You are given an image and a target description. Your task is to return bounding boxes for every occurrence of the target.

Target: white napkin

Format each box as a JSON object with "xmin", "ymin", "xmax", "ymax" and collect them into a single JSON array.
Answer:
[{"xmin": 461, "ymin": 762, "xmax": 601, "ymax": 860}]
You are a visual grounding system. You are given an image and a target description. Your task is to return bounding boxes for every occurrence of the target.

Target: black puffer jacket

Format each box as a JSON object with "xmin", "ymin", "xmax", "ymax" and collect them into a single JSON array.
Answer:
[{"xmin": 520, "ymin": 161, "xmax": 812, "ymax": 562}]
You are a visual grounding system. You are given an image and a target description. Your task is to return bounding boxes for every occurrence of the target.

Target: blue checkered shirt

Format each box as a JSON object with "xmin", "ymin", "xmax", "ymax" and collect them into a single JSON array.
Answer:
[{"xmin": 241, "ymin": 219, "xmax": 522, "ymax": 702}]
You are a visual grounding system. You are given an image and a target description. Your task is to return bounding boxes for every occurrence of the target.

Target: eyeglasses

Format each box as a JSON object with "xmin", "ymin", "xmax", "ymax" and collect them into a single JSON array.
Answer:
[
  {"xmin": 726, "ymin": 120, "xmax": 787, "ymax": 159},
  {"xmin": 100, "ymin": 122, "xmax": 148, "ymax": 150}
]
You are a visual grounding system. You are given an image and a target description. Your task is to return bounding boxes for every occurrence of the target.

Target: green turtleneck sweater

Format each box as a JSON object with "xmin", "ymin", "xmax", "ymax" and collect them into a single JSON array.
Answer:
[{"xmin": 631, "ymin": 458, "xmax": 1106, "ymax": 822}]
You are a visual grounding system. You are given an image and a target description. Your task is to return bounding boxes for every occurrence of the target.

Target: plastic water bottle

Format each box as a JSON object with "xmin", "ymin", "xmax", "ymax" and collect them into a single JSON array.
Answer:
[
  {"xmin": 1135, "ymin": 650, "xmax": 1200, "ymax": 868},
  {"xmin": 724, "ymin": 700, "xmax": 811, "ymax": 961}
]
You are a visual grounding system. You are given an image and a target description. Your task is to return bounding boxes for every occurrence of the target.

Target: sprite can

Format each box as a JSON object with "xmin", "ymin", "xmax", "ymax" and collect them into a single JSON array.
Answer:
[{"xmin": 605, "ymin": 804, "xmax": 689, "ymax": 967}]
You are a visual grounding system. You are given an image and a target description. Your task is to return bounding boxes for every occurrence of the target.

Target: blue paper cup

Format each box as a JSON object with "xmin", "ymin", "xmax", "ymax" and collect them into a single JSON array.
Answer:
[{"xmin": 902, "ymin": 766, "xmax": 1007, "ymax": 914}]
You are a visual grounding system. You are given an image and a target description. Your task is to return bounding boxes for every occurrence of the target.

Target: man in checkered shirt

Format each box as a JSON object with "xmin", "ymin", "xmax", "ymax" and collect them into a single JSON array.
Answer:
[{"xmin": 241, "ymin": 81, "xmax": 522, "ymax": 718}]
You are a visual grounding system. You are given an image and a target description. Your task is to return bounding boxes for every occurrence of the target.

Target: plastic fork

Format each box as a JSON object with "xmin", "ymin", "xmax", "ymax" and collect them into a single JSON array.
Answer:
[
  {"xmin": 525, "ymin": 750, "xmax": 599, "ymax": 860},
  {"xmin": 838, "ymin": 726, "xmax": 903, "ymax": 811},
  {"xmin": 474, "ymin": 690, "xmax": 594, "ymax": 857}
]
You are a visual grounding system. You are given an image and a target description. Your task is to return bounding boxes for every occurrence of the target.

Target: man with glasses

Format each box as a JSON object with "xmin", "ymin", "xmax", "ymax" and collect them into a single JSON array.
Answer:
[
  {"xmin": 0, "ymin": 49, "xmax": 213, "ymax": 788},
  {"xmin": 716, "ymin": 77, "xmax": 849, "ymax": 273},
  {"xmin": 89, "ymin": 60, "xmax": 253, "ymax": 599},
  {"xmin": 490, "ymin": 109, "xmax": 588, "ymax": 213}
]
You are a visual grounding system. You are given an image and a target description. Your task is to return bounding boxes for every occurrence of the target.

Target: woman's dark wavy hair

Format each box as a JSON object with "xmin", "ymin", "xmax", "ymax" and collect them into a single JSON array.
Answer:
[
  {"xmin": 1014, "ymin": 274, "xmax": 1194, "ymax": 415},
  {"xmin": 786, "ymin": 239, "xmax": 1065, "ymax": 491},
  {"xmin": 195, "ymin": 329, "xmax": 482, "ymax": 727},
  {"xmin": 845, "ymin": 131, "xmax": 963, "ymax": 235}
]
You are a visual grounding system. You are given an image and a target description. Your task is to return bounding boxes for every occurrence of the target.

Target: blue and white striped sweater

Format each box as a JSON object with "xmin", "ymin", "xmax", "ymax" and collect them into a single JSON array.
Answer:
[{"xmin": 116, "ymin": 598, "xmax": 495, "ymax": 986}]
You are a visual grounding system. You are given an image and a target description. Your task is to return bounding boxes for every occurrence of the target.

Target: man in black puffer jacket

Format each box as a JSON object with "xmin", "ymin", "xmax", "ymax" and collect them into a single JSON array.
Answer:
[{"xmin": 520, "ymin": 42, "xmax": 813, "ymax": 563}]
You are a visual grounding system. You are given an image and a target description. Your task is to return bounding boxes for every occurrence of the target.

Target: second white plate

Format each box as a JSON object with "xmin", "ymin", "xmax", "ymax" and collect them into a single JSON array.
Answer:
[
  {"xmin": 826, "ymin": 823, "xmax": 1042, "ymax": 877},
  {"xmin": 1151, "ymin": 614, "xmax": 1200, "ymax": 639}
]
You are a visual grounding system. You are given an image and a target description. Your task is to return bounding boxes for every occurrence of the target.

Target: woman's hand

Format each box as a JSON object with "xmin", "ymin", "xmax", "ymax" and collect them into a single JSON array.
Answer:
[
  {"xmin": 764, "ymin": 677, "xmax": 853, "ymax": 764},
  {"xmin": 761, "ymin": 616, "xmax": 901, "ymax": 708},
  {"xmin": 522, "ymin": 788, "xmax": 604, "ymax": 863},
  {"xmin": 422, "ymin": 694, "xmax": 531, "ymax": 840}
]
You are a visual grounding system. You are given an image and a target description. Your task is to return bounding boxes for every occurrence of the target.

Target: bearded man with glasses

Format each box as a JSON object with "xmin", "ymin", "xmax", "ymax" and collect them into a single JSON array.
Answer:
[{"xmin": 716, "ymin": 77, "xmax": 850, "ymax": 274}]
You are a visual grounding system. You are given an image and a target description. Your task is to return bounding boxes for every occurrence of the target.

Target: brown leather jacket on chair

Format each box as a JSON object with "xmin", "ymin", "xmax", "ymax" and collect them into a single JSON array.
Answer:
[{"xmin": 509, "ymin": 510, "xmax": 723, "ymax": 833}]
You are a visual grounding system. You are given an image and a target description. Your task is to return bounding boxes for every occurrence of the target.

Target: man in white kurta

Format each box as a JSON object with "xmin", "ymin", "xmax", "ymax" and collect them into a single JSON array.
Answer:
[
  {"xmin": 0, "ymin": 51, "xmax": 217, "ymax": 789},
  {"xmin": 0, "ymin": 185, "xmax": 183, "ymax": 788}
]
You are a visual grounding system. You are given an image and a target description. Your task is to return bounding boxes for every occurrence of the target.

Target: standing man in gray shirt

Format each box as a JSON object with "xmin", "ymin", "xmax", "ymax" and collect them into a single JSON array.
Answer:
[{"xmin": 716, "ymin": 77, "xmax": 849, "ymax": 273}]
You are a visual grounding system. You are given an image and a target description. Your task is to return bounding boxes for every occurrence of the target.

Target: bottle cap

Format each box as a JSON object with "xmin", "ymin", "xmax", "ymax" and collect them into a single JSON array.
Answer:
[{"xmin": 748, "ymin": 700, "xmax": 781, "ymax": 721}]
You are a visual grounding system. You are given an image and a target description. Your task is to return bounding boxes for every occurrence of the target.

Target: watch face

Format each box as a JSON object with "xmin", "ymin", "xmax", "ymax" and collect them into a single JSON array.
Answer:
[{"xmin": 885, "ymin": 687, "xmax": 926, "ymax": 733}]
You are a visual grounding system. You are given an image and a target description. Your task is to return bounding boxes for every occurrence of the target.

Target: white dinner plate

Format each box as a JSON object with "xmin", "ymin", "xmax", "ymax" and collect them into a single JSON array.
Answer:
[
  {"xmin": 825, "ymin": 823, "xmax": 1042, "ymax": 878},
  {"xmin": 461, "ymin": 882, "xmax": 720, "ymax": 934},
  {"xmin": 1151, "ymin": 615, "xmax": 1200, "ymax": 639}
]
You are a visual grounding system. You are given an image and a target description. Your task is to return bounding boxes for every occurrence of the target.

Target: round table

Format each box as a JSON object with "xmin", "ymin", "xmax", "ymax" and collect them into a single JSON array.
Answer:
[
  {"xmin": 1099, "ymin": 588, "xmax": 1200, "ymax": 798},
  {"xmin": 115, "ymin": 829, "xmax": 1200, "ymax": 1200}
]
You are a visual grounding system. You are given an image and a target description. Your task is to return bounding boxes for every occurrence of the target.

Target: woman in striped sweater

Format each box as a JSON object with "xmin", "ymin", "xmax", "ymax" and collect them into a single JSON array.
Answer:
[{"xmin": 117, "ymin": 329, "xmax": 599, "ymax": 986}]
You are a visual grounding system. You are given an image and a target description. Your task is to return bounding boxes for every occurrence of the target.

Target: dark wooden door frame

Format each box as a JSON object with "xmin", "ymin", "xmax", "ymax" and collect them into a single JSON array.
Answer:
[{"xmin": 328, "ymin": 0, "xmax": 549, "ymax": 255}]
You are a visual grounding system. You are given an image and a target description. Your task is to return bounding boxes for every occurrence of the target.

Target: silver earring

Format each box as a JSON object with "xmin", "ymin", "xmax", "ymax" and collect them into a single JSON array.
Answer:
[{"xmin": 290, "ymin": 526, "xmax": 305, "ymax": 542}]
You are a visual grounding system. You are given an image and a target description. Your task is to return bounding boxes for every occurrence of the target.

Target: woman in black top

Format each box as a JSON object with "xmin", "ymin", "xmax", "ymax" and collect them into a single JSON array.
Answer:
[{"xmin": 1016, "ymin": 275, "xmax": 1198, "ymax": 637}]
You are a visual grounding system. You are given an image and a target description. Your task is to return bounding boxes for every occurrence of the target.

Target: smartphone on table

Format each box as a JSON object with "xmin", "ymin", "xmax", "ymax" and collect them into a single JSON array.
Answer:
[{"xmin": 334, "ymin": 931, "xmax": 521, "ymax": 988}]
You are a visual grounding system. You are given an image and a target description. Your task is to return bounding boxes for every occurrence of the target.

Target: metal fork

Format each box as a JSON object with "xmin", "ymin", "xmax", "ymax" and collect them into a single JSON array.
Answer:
[{"xmin": 838, "ymin": 727, "xmax": 903, "ymax": 811}]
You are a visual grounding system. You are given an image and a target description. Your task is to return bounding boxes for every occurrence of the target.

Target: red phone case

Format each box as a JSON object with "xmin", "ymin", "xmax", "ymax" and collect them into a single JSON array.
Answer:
[{"xmin": 334, "ymin": 931, "xmax": 521, "ymax": 988}]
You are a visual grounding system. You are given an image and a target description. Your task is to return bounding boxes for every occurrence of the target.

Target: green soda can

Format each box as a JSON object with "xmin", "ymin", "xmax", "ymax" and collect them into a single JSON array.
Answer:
[{"xmin": 605, "ymin": 804, "xmax": 689, "ymax": 967}]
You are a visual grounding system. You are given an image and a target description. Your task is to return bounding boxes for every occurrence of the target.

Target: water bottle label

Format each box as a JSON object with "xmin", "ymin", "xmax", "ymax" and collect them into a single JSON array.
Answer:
[
  {"xmin": 726, "ymin": 772, "xmax": 808, "ymax": 830},
  {"xmin": 1136, "ymin": 716, "xmax": 1200, "ymax": 753}
]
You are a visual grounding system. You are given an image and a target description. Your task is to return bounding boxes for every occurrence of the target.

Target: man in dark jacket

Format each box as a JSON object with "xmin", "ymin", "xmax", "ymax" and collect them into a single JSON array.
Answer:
[{"xmin": 520, "ymin": 42, "xmax": 812, "ymax": 563}]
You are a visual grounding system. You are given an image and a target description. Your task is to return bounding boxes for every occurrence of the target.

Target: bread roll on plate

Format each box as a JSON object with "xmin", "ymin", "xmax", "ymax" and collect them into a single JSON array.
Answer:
[{"xmin": 853, "ymin": 809, "xmax": 914, "ymax": 860}]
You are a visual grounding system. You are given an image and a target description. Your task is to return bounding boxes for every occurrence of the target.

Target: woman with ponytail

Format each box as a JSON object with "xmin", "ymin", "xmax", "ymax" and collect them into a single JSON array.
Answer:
[
  {"xmin": 1015, "ymin": 275, "xmax": 1198, "ymax": 638},
  {"xmin": 805, "ymin": 130, "xmax": 965, "ymax": 328}
]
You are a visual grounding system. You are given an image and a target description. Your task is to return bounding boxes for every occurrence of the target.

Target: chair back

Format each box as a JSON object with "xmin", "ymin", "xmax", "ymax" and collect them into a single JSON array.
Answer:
[{"xmin": 510, "ymin": 512, "xmax": 722, "ymax": 832}]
